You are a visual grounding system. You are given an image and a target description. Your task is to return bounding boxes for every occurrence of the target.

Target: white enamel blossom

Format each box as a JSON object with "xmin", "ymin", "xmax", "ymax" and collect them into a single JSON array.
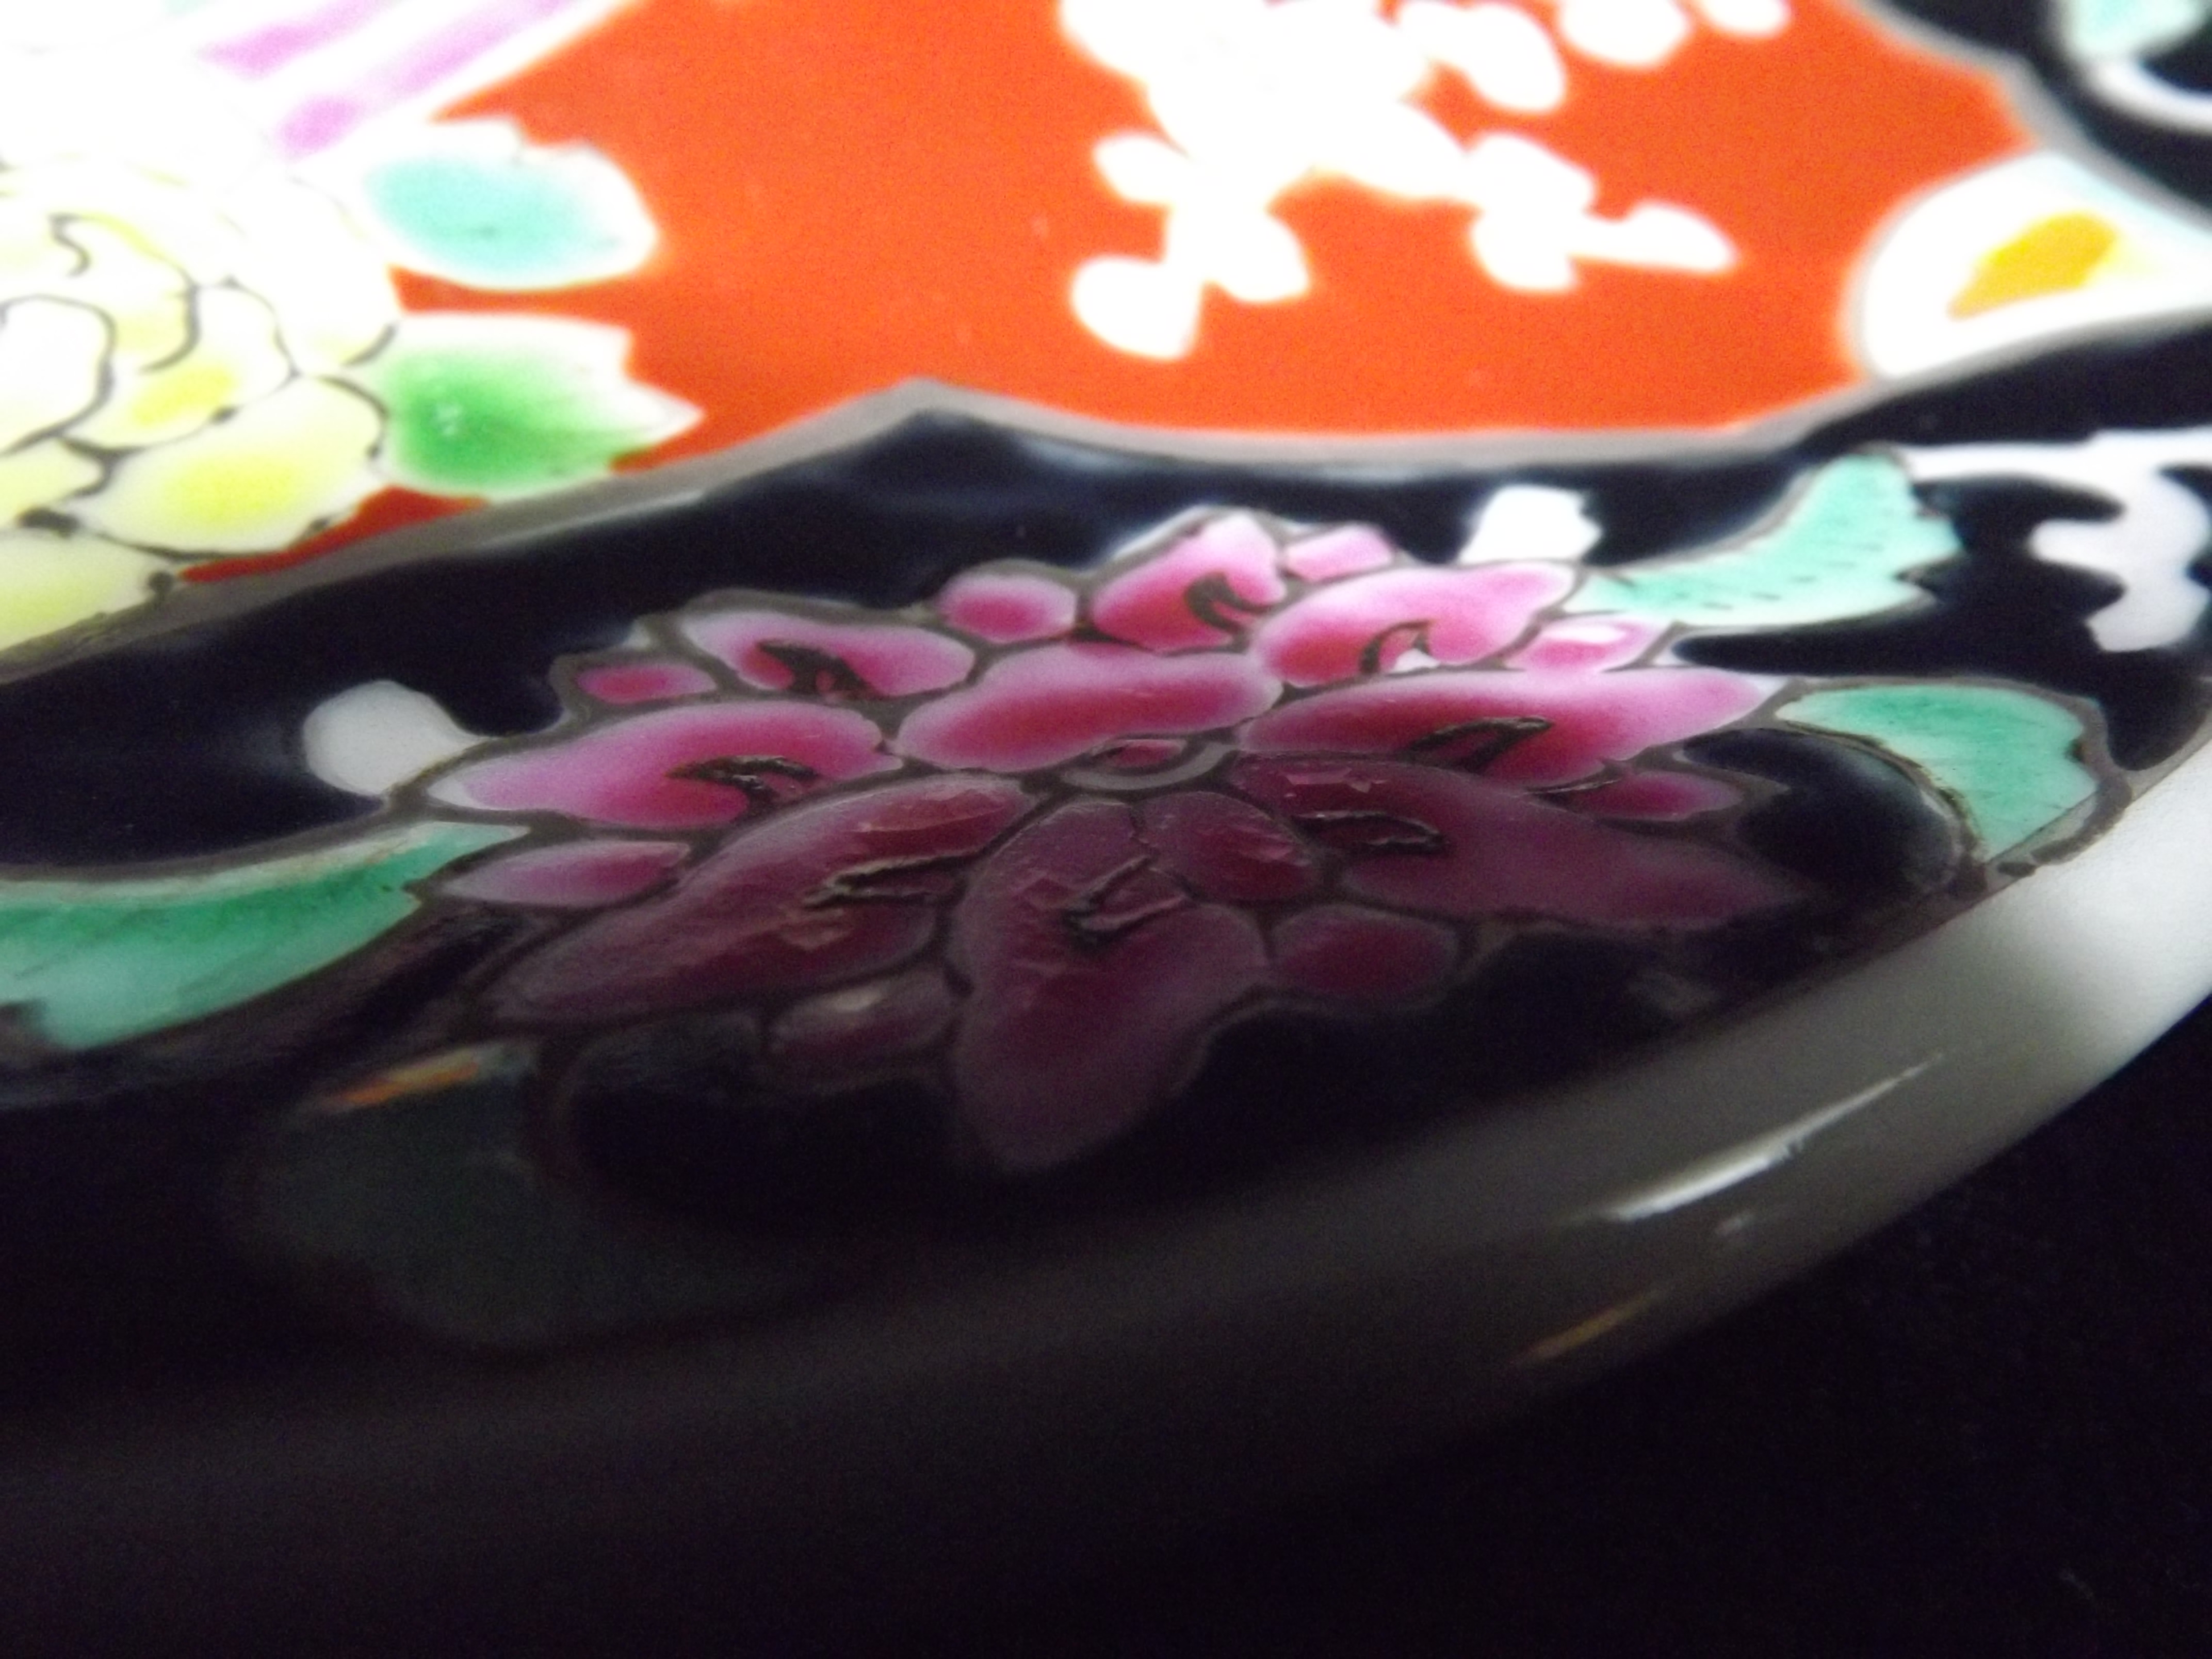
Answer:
[{"xmin": 1062, "ymin": 0, "xmax": 1787, "ymax": 360}]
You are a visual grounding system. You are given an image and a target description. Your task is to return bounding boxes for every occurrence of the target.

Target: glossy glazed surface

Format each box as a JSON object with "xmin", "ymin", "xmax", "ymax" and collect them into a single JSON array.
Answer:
[{"xmin": 1, "ymin": 1, "xmax": 2209, "ymax": 1364}]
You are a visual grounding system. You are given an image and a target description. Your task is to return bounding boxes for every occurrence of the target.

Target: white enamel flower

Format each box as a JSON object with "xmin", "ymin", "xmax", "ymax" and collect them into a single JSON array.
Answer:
[{"xmin": 1062, "ymin": 0, "xmax": 1785, "ymax": 360}]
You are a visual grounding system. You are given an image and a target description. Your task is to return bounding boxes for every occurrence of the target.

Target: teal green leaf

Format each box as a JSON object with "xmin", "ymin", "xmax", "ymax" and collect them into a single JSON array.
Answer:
[
  {"xmin": 353, "ymin": 313, "xmax": 697, "ymax": 499},
  {"xmin": 356, "ymin": 120, "xmax": 658, "ymax": 291},
  {"xmin": 2060, "ymin": 0, "xmax": 2208, "ymax": 59},
  {"xmin": 1781, "ymin": 684, "xmax": 2097, "ymax": 855},
  {"xmin": 0, "ymin": 820, "xmax": 515, "ymax": 1050},
  {"xmin": 1569, "ymin": 454, "xmax": 1958, "ymax": 630}
]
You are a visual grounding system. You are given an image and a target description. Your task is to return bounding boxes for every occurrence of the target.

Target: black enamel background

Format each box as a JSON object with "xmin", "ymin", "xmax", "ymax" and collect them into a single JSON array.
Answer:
[{"xmin": 3, "ymin": 316, "xmax": 2211, "ymax": 866}]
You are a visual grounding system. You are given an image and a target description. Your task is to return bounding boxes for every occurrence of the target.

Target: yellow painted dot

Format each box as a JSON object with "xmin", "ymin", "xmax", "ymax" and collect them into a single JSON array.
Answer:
[{"xmin": 1949, "ymin": 212, "xmax": 2123, "ymax": 319}]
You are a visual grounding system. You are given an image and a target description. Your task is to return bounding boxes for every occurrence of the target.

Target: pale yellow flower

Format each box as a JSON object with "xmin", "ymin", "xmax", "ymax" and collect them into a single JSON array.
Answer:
[
  {"xmin": 0, "ymin": 47, "xmax": 689, "ymax": 654},
  {"xmin": 0, "ymin": 152, "xmax": 400, "ymax": 590}
]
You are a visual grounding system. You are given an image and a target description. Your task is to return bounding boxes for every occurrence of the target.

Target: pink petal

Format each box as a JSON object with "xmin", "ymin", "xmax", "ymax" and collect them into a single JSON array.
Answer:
[
  {"xmin": 950, "ymin": 799, "xmax": 1269, "ymax": 1172},
  {"xmin": 765, "ymin": 968, "xmax": 958, "ymax": 1078},
  {"xmin": 937, "ymin": 568, "xmax": 1079, "ymax": 643},
  {"xmin": 1090, "ymin": 514, "xmax": 1288, "ymax": 652},
  {"xmin": 1282, "ymin": 526, "xmax": 1394, "ymax": 582},
  {"xmin": 1086, "ymin": 738, "xmax": 1191, "ymax": 773},
  {"xmin": 574, "ymin": 658, "xmax": 719, "ymax": 705},
  {"xmin": 442, "ymin": 839, "xmax": 690, "ymax": 907},
  {"xmin": 684, "ymin": 608, "xmax": 975, "ymax": 697},
  {"xmin": 1273, "ymin": 904, "xmax": 1458, "ymax": 1002},
  {"xmin": 1232, "ymin": 758, "xmax": 1796, "ymax": 929},
  {"xmin": 894, "ymin": 641, "xmax": 1279, "ymax": 772},
  {"xmin": 1251, "ymin": 563, "xmax": 1573, "ymax": 687},
  {"xmin": 1139, "ymin": 789, "xmax": 1318, "ymax": 902},
  {"xmin": 1562, "ymin": 772, "xmax": 1743, "ymax": 820},
  {"xmin": 1504, "ymin": 615, "xmax": 1666, "ymax": 674},
  {"xmin": 428, "ymin": 703, "xmax": 897, "ymax": 829},
  {"xmin": 1243, "ymin": 666, "xmax": 1769, "ymax": 787},
  {"xmin": 491, "ymin": 775, "xmax": 1035, "ymax": 1023}
]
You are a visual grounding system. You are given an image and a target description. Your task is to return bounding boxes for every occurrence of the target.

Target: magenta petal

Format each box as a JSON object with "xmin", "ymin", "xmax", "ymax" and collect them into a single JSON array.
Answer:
[
  {"xmin": 1565, "ymin": 771, "xmax": 1743, "ymax": 820},
  {"xmin": 1243, "ymin": 666, "xmax": 1769, "ymax": 786},
  {"xmin": 950, "ymin": 799, "xmax": 1269, "ymax": 1172},
  {"xmin": 443, "ymin": 840, "xmax": 689, "ymax": 907},
  {"xmin": 766, "ymin": 968, "xmax": 958, "ymax": 1078},
  {"xmin": 1090, "ymin": 514, "xmax": 1288, "ymax": 652},
  {"xmin": 428, "ymin": 703, "xmax": 897, "ymax": 829},
  {"xmin": 489, "ymin": 775, "xmax": 1034, "ymax": 1023},
  {"xmin": 1505, "ymin": 615, "xmax": 1666, "ymax": 673},
  {"xmin": 574, "ymin": 658, "xmax": 719, "ymax": 705},
  {"xmin": 893, "ymin": 641, "xmax": 1279, "ymax": 772},
  {"xmin": 1087, "ymin": 737, "xmax": 1190, "ymax": 773},
  {"xmin": 1139, "ymin": 789, "xmax": 1318, "ymax": 902},
  {"xmin": 1232, "ymin": 758, "xmax": 1796, "ymax": 928},
  {"xmin": 684, "ymin": 608, "xmax": 975, "ymax": 697},
  {"xmin": 1251, "ymin": 563, "xmax": 1573, "ymax": 686},
  {"xmin": 1273, "ymin": 904, "xmax": 1458, "ymax": 1003},
  {"xmin": 938, "ymin": 568, "xmax": 1079, "ymax": 643},
  {"xmin": 1282, "ymin": 526, "xmax": 1393, "ymax": 582}
]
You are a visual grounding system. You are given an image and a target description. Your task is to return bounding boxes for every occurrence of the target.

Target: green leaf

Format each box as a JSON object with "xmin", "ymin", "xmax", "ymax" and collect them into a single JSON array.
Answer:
[
  {"xmin": 1781, "ymin": 684, "xmax": 2098, "ymax": 855},
  {"xmin": 1570, "ymin": 454, "xmax": 1959, "ymax": 630},
  {"xmin": 353, "ymin": 119, "xmax": 658, "ymax": 291},
  {"xmin": 353, "ymin": 313, "xmax": 697, "ymax": 499},
  {"xmin": 0, "ymin": 820, "xmax": 515, "ymax": 1049}
]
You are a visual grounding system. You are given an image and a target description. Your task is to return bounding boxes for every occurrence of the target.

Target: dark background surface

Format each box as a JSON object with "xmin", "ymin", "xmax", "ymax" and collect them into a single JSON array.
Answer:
[
  {"xmin": 19, "ymin": 986, "xmax": 2206, "ymax": 1659},
  {"xmin": 883, "ymin": 991, "xmax": 2212, "ymax": 1659},
  {"xmin": 204, "ymin": 989, "xmax": 2206, "ymax": 1659}
]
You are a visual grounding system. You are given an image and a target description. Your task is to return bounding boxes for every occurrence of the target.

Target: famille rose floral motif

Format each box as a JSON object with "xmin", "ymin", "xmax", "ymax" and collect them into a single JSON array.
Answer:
[
  {"xmin": 0, "ymin": 2, "xmax": 691, "ymax": 654},
  {"xmin": 425, "ymin": 513, "xmax": 1797, "ymax": 1174}
]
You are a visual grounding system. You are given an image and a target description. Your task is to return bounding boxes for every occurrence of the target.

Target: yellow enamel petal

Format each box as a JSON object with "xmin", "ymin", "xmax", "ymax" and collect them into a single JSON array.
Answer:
[
  {"xmin": 0, "ymin": 529, "xmax": 164, "ymax": 652},
  {"xmin": 72, "ymin": 286, "xmax": 293, "ymax": 449},
  {"xmin": 57, "ymin": 218, "xmax": 193, "ymax": 366},
  {"xmin": 0, "ymin": 440, "xmax": 102, "ymax": 522},
  {"xmin": 1948, "ymin": 212, "xmax": 2122, "ymax": 319},
  {"xmin": 70, "ymin": 377, "xmax": 384, "ymax": 555},
  {"xmin": 0, "ymin": 297, "xmax": 109, "ymax": 452}
]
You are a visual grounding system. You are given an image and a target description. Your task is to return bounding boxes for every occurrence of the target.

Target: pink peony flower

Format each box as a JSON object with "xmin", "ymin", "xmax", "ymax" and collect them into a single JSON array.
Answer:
[
  {"xmin": 428, "ymin": 701, "xmax": 897, "ymax": 829},
  {"xmin": 427, "ymin": 511, "xmax": 1795, "ymax": 1173}
]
